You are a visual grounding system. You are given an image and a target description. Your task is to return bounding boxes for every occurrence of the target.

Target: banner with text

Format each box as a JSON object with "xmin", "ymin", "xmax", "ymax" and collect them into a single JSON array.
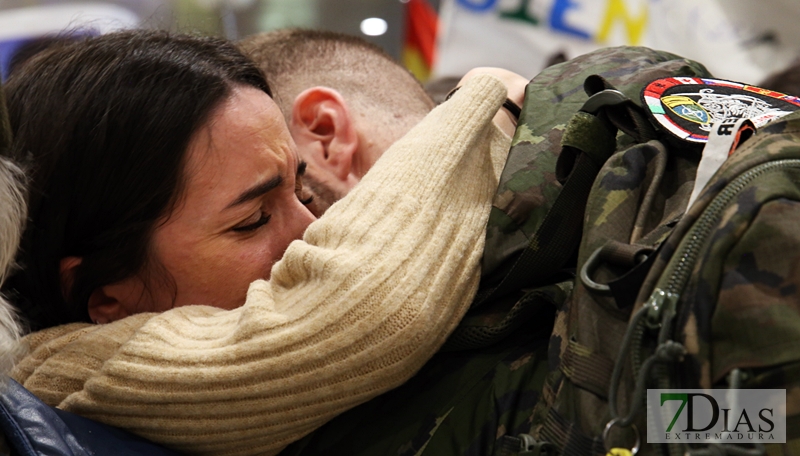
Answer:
[{"xmin": 434, "ymin": 0, "xmax": 800, "ymax": 84}]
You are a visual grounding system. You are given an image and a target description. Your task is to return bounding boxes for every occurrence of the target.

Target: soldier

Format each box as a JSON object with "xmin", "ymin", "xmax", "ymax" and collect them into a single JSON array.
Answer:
[
  {"xmin": 239, "ymin": 29, "xmax": 526, "ymax": 216},
  {"xmin": 240, "ymin": 29, "xmax": 546, "ymax": 456}
]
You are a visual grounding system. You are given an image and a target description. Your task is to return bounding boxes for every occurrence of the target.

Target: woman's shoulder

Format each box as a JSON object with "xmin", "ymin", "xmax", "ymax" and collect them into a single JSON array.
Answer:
[{"xmin": 11, "ymin": 314, "xmax": 153, "ymax": 407}]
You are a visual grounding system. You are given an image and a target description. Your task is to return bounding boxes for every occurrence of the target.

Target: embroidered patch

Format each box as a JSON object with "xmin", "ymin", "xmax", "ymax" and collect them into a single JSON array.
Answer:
[{"xmin": 642, "ymin": 77, "xmax": 800, "ymax": 143}]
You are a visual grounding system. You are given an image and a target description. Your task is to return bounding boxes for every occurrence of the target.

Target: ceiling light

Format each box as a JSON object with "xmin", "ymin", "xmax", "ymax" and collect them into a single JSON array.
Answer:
[{"xmin": 360, "ymin": 17, "xmax": 388, "ymax": 36}]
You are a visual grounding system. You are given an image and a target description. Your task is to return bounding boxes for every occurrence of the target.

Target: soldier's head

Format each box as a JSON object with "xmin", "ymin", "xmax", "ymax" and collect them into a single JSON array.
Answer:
[{"xmin": 240, "ymin": 29, "xmax": 435, "ymax": 215}]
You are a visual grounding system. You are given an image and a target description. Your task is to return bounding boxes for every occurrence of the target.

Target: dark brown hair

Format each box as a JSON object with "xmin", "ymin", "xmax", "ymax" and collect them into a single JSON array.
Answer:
[{"xmin": 2, "ymin": 30, "xmax": 270, "ymax": 330}]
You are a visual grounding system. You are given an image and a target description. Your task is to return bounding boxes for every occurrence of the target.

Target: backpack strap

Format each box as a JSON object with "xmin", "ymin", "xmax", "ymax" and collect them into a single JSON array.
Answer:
[
  {"xmin": 560, "ymin": 338, "xmax": 616, "ymax": 399},
  {"xmin": 474, "ymin": 80, "xmax": 649, "ymax": 308},
  {"xmin": 582, "ymin": 75, "xmax": 658, "ymax": 144},
  {"xmin": 580, "ymin": 240, "xmax": 659, "ymax": 310},
  {"xmin": 473, "ymin": 136, "xmax": 607, "ymax": 306},
  {"xmin": 442, "ymin": 281, "xmax": 568, "ymax": 351},
  {"xmin": 538, "ymin": 408, "xmax": 608, "ymax": 456}
]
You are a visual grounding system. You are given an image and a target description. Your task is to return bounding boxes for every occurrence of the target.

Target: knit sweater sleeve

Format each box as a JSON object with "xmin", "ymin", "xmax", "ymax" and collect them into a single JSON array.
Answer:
[{"xmin": 14, "ymin": 74, "xmax": 510, "ymax": 456}]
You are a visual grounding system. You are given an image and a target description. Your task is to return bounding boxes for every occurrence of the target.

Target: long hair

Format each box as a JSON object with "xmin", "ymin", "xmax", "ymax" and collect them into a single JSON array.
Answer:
[
  {"xmin": 0, "ymin": 155, "xmax": 26, "ymax": 375},
  {"xmin": 2, "ymin": 30, "xmax": 270, "ymax": 331}
]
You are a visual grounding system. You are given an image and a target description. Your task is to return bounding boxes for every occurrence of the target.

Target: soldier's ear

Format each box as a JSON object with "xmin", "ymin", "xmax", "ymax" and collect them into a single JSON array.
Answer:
[{"xmin": 289, "ymin": 87, "xmax": 360, "ymax": 187}]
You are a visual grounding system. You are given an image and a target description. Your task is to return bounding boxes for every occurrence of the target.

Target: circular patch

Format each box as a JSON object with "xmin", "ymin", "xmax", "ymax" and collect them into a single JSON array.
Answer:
[{"xmin": 642, "ymin": 77, "xmax": 800, "ymax": 143}]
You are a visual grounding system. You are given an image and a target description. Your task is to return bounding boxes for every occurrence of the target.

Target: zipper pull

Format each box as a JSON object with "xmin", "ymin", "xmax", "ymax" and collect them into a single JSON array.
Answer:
[{"xmin": 644, "ymin": 288, "xmax": 678, "ymax": 330}]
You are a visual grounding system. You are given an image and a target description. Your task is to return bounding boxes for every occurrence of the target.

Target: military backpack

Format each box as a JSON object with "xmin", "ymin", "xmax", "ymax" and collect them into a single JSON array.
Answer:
[{"xmin": 484, "ymin": 49, "xmax": 800, "ymax": 456}]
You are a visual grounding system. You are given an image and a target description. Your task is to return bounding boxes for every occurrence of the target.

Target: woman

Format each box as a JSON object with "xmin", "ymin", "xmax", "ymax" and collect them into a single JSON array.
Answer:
[
  {"xmin": 4, "ymin": 30, "xmax": 514, "ymax": 455},
  {"xmin": 5, "ymin": 32, "xmax": 315, "ymax": 329}
]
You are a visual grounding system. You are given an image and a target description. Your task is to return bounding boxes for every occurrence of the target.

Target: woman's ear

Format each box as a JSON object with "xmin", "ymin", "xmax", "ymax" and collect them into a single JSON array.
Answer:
[
  {"xmin": 86, "ymin": 277, "xmax": 150, "ymax": 324},
  {"xmin": 289, "ymin": 87, "xmax": 361, "ymax": 185},
  {"xmin": 60, "ymin": 257, "xmax": 144, "ymax": 324}
]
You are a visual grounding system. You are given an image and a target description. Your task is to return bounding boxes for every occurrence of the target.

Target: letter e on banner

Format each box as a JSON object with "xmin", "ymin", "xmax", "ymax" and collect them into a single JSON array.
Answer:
[{"xmin": 456, "ymin": 0, "xmax": 497, "ymax": 13}]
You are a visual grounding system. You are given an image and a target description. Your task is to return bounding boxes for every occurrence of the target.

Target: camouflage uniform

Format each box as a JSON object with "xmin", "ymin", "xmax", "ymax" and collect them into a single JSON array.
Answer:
[
  {"xmin": 281, "ymin": 47, "xmax": 716, "ymax": 456},
  {"xmin": 483, "ymin": 46, "xmax": 711, "ymax": 283},
  {"xmin": 279, "ymin": 327, "xmax": 549, "ymax": 456},
  {"xmin": 513, "ymin": 49, "xmax": 715, "ymax": 455},
  {"xmin": 626, "ymin": 112, "xmax": 800, "ymax": 455},
  {"xmin": 521, "ymin": 49, "xmax": 800, "ymax": 455}
]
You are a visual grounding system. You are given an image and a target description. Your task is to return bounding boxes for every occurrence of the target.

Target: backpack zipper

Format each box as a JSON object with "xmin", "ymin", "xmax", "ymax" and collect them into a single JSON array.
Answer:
[
  {"xmin": 608, "ymin": 158, "xmax": 800, "ymax": 435},
  {"xmin": 650, "ymin": 158, "xmax": 800, "ymax": 325},
  {"xmin": 636, "ymin": 159, "xmax": 800, "ymax": 456}
]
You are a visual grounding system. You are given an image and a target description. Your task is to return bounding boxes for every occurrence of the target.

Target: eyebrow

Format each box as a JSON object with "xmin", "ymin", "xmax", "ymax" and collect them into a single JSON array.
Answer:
[{"xmin": 226, "ymin": 175, "xmax": 283, "ymax": 209}]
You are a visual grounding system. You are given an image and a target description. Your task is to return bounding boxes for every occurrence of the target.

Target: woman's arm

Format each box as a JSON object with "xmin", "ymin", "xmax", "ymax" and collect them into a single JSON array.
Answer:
[
  {"xmin": 13, "ymin": 74, "xmax": 511, "ymax": 456},
  {"xmin": 456, "ymin": 67, "xmax": 528, "ymax": 137}
]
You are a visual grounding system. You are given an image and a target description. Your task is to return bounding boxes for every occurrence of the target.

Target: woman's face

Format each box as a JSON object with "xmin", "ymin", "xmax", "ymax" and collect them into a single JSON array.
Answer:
[{"xmin": 127, "ymin": 86, "xmax": 316, "ymax": 312}]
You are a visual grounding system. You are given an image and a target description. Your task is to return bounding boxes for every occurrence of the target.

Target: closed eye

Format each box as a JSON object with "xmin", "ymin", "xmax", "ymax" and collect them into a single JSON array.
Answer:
[{"xmin": 232, "ymin": 212, "xmax": 271, "ymax": 232}]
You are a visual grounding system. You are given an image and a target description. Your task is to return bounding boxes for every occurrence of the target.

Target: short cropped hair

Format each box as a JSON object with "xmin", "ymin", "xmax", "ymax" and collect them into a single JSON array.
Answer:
[{"xmin": 239, "ymin": 29, "xmax": 434, "ymax": 137}]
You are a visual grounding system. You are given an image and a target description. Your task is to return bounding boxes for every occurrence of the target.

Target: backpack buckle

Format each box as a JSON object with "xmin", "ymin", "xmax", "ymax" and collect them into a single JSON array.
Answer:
[
  {"xmin": 580, "ymin": 89, "xmax": 629, "ymax": 115},
  {"xmin": 494, "ymin": 434, "xmax": 556, "ymax": 456},
  {"xmin": 517, "ymin": 434, "xmax": 556, "ymax": 456}
]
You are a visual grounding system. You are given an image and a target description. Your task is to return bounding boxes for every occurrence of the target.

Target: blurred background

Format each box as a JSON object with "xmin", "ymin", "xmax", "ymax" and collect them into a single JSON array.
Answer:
[{"xmin": 2, "ymin": 0, "xmax": 800, "ymax": 89}]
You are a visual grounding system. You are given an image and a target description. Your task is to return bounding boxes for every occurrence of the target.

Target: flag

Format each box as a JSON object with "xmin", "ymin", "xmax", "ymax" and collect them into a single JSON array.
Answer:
[{"xmin": 403, "ymin": 0, "xmax": 438, "ymax": 82}]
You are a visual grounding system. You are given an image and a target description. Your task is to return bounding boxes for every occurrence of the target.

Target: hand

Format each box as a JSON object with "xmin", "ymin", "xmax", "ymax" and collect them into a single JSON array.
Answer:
[{"xmin": 458, "ymin": 67, "xmax": 528, "ymax": 136}]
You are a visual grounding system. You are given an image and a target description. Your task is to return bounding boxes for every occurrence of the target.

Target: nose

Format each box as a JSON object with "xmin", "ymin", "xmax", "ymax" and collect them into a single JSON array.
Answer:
[
  {"xmin": 288, "ymin": 198, "xmax": 317, "ymax": 241},
  {"xmin": 262, "ymin": 200, "xmax": 317, "ymax": 281},
  {"xmin": 269, "ymin": 200, "xmax": 317, "ymax": 275}
]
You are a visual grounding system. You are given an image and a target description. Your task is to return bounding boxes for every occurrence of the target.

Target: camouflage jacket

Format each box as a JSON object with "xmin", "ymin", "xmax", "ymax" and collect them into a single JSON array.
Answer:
[
  {"xmin": 528, "ymin": 53, "xmax": 800, "ymax": 455},
  {"xmin": 279, "ymin": 46, "xmax": 714, "ymax": 456},
  {"xmin": 627, "ymin": 112, "xmax": 800, "ymax": 455}
]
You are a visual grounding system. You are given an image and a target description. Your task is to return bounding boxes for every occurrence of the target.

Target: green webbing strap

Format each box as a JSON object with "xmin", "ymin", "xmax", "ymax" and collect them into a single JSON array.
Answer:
[
  {"xmin": 539, "ymin": 407, "xmax": 607, "ymax": 456},
  {"xmin": 561, "ymin": 112, "xmax": 618, "ymax": 167},
  {"xmin": 0, "ymin": 82, "xmax": 11, "ymax": 153},
  {"xmin": 583, "ymin": 74, "xmax": 657, "ymax": 144},
  {"xmin": 443, "ymin": 282, "xmax": 565, "ymax": 351},
  {"xmin": 560, "ymin": 340, "xmax": 615, "ymax": 400},
  {"xmin": 473, "ymin": 112, "xmax": 617, "ymax": 307}
]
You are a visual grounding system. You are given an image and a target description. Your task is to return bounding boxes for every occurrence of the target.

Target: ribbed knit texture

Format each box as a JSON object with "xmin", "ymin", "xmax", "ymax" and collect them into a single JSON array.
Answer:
[{"xmin": 11, "ymin": 75, "xmax": 510, "ymax": 456}]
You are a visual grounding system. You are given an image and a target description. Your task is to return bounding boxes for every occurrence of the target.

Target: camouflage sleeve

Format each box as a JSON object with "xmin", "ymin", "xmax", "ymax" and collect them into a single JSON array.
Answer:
[{"xmin": 279, "ymin": 328, "xmax": 549, "ymax": 456}]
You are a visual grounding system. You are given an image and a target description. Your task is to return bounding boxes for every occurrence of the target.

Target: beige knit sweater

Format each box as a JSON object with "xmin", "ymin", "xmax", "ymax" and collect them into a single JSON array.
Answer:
[{"xmin": 11, "ymin": 75, "xmax": 511, "ymax": 456}]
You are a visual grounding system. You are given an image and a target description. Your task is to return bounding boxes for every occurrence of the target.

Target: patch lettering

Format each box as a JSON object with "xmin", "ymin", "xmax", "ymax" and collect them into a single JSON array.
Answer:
[{"xmin": 642, "ymin": 78, "xmax": 800, "ymax": 143}]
